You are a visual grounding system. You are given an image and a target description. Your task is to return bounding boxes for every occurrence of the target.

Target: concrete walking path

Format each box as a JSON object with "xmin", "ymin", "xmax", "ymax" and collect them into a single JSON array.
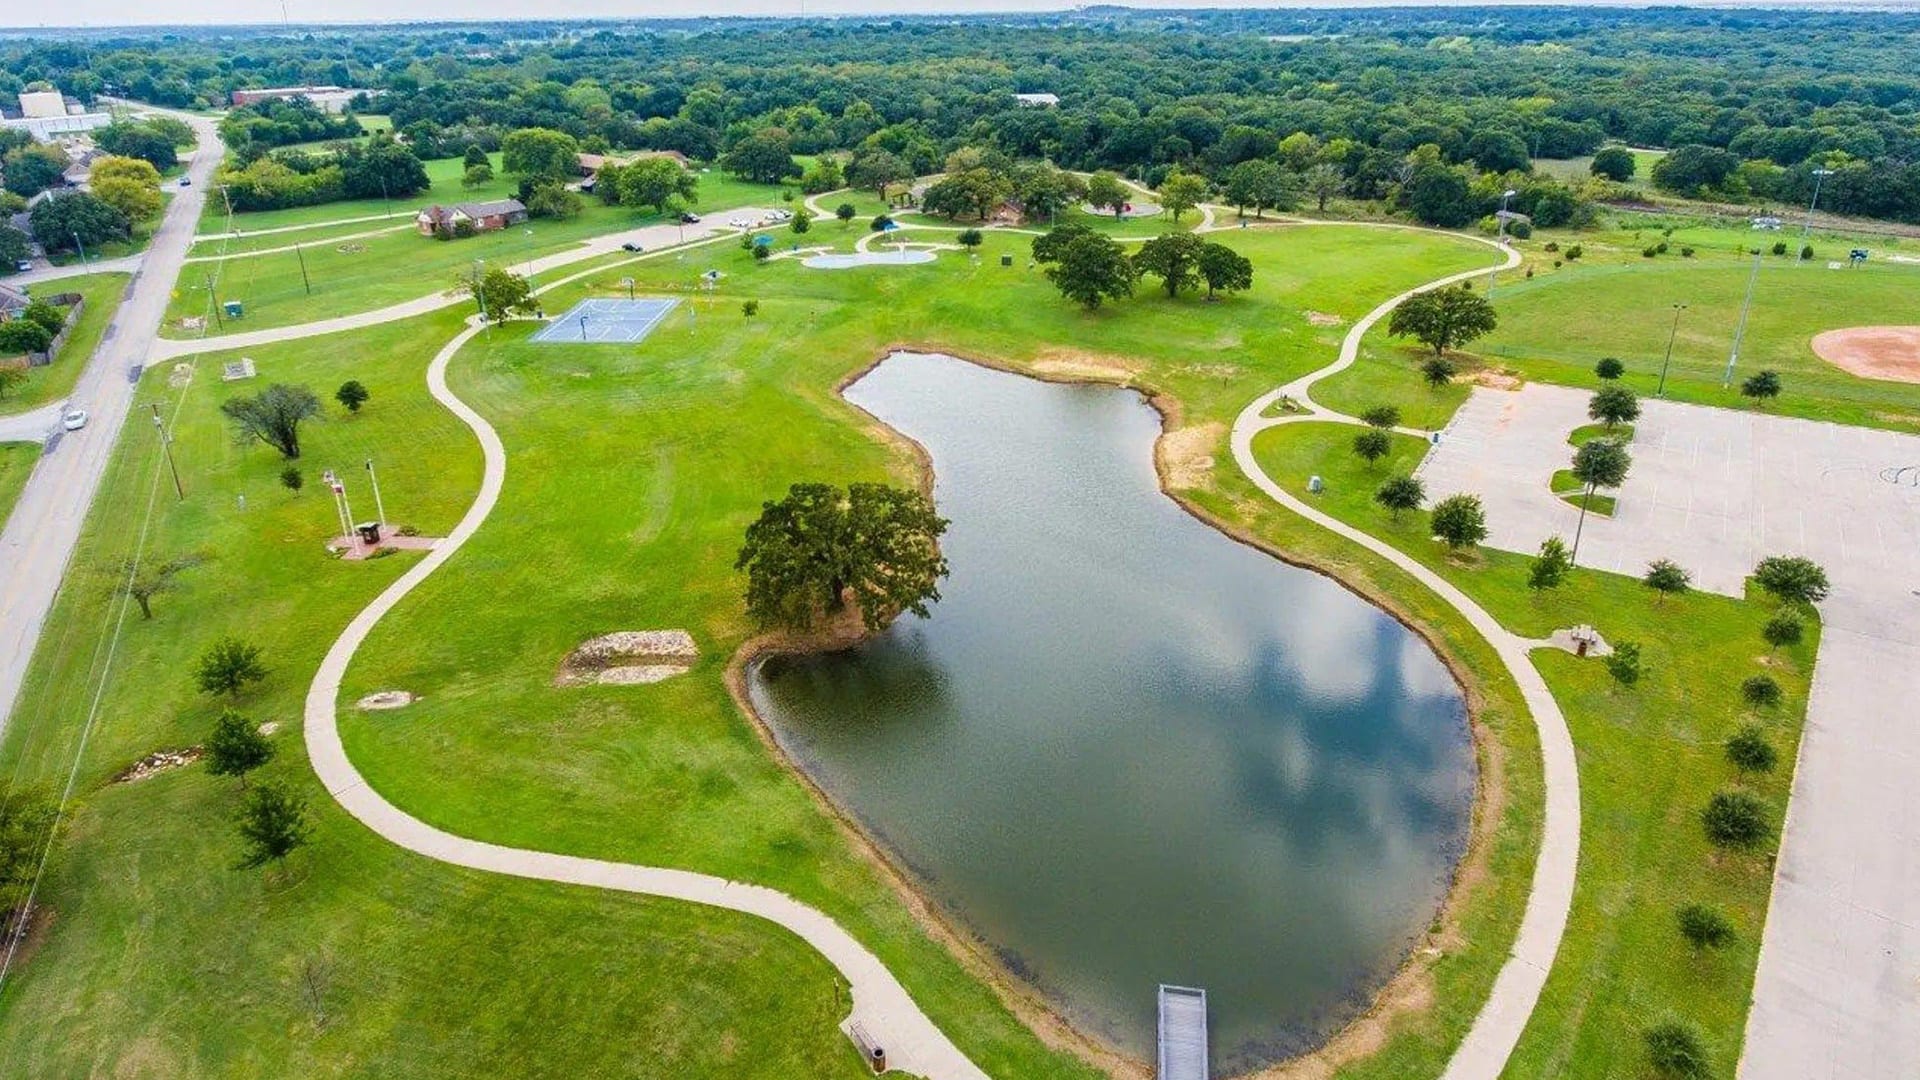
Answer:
[
  {"xmin": 181, "ymin": 223, "xmax": 413, "ymax": 264},
  {"xmin": 192, "ymin": 209, "xmax": 411, "ymax": 242},
  {"xmin": 1228, "ymin": 235, "xmax": 1583, "ymax": 1080}
]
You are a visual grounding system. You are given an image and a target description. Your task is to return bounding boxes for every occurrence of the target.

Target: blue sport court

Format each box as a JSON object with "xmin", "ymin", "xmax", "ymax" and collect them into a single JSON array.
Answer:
[{"xmin": 531, "ymin": 297, "xmax": 680, "ymax": 344}]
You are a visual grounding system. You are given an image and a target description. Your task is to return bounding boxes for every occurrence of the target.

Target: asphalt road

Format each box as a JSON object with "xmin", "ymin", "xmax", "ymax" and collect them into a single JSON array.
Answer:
[{"xmin": 0, "ymin": 108, "xmax": 223, "ymax": 734}]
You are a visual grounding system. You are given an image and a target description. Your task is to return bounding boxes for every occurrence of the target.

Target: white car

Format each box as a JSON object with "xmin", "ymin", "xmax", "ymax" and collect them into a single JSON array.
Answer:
[
  {"xmin": 728, "ymin": 217, "xmax": 752, "ymax": 228},
  {"xmin": 62, "ymin": 409, "xmax": 88, "ymax": 431}
]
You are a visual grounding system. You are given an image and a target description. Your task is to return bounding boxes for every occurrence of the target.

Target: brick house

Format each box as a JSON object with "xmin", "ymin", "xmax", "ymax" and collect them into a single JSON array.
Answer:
[{"xmin": 415, "ymin": 198, "xmax": 529, "ymax": 237}]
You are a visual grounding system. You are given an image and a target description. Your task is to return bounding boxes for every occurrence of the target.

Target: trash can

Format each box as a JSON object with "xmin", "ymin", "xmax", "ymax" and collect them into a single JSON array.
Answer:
[
  {"xmin": 356, "ymin": 521, "xmax": 382, "ymax": 545},
  {"xmin": 224, "ymin": 300, "xmax": 244, "ymax": 319},
  {"xmin": 1000, "ymin": 253, "xmax": 1013, "ymax": 267}
]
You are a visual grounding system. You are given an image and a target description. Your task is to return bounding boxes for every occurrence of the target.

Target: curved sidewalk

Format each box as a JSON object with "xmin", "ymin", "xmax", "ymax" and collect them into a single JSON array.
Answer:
[
  {"xmin": 303, "ymin": 320, "xmax": 987, "ymax": 1080},
  {"xmin": 1228, "ymin": 237, "xmax": 1581, "ymax": 1080}
]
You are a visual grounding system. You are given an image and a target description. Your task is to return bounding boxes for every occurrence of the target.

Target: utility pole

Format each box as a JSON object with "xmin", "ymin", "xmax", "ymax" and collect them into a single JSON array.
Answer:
[
  {"xmin": 150, "ymin": 403, "xmax": 183, "ymax": 500},
  {"xmin": 472, "ymin": 259, "xmax": 488, "ymax": 324},
  {"xmin": 206, "ymin": 273, "xmax": 223, "ymax": 330},
  {"xmin": 293, "ymin": 240, "xmax": 312, "ymax": 295},
  {"xmin": 71, "ymin": 231, "xmax": 92, "ymax": 273},
  {"xmin": 1723, "ymin": 250, "xmax": 1762, "ymax": 388},
  {"xmin": 365, "ymin": 458, "xmax": 387, "ymax": 525},
  {"xmin": 1656, "ymin": 303, "xmax": 1687, "ymax": 398}
]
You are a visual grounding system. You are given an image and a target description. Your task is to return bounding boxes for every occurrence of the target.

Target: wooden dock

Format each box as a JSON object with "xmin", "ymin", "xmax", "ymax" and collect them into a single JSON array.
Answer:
[{"xmin": 1156, "ymin": 984, "xmax": 1208, "ymax": 1080}]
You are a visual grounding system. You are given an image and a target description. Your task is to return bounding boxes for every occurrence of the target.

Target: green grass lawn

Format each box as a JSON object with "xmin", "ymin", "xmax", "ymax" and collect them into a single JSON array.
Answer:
[
  {"xmin": 189, "ymin": 216, "xmax": 417, "ymax": 257},
  {"xmin": 4, "ymin": 223, "xmax": 1544, "ymax": 1077},
  {"xmin": 0, "ymin": 273, "xmax": 130, "ymax": 416},
  {"xmin": 0, "ymin": 441, "xmax": 37, "ymax": 529},
  {"xmin": 170, "ymin": 170, "xmax": 798, "ymax": 336},
  {"xmin": 1249, "ymin": 421, "xmax": 1812, "ymax": 1080}
]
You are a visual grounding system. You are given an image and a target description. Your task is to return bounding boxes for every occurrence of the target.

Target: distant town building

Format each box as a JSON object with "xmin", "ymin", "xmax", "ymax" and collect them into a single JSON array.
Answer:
[
  {"xmin": 1, "ymin": 113, "xmax": 110, "ymax": 142},
  {"xmin": 1012, "ymin": 92, "xmax": 1060, "ymax": 108},
  {"xmin": 230, "ymin": 85, "xmax": 376, "ymax": 114},
  {"xmin": 415, "ymin": 199, "xmax": 529, "ymax": 237},
  {"xmin": 18, "ymin": 90, "xmax": 68, "ymax": 119}
]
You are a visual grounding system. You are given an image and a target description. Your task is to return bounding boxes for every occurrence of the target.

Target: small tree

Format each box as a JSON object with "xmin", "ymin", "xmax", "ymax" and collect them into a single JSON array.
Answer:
[
  {"xmin": 206, "ymin": 708, "xmax": 275, "ymax": 787},
  {"xmin": 1644, "ymin": 1020, "xmax": 1710, "ymax": 1080},
  {"xmin": 956, "ymin": 228, "xmax": 983, "ymax": 250},
  {"xmin": 1605, "ymin": 641, "xmax": 1643, "ymax": 687},
  {"xmin": 1753, "ymin": 555, "xmax": 1829, "ymax": 604},
  {"xmin": 1084, "ymin": 171, "xmax": 1129, "ymax": 217},
  {"xmin": 462, "ymin": 267, "xmax": 536, "ymax": 323},
  {"xmin": 117, "ymin": 554, "xmax": 201, "ymax": 620},
  {"xmin": 741, "ymin": 299, "xmax": 760, "ymax": 317},
  {"xmin": 1568, "ymin": 438, "xmax": 1631, "ymax": 562},
  {"xmin": 1430, "ymin": 493, "xmax": 1488, "ymax": 551},
  {"xmin": 1676, "ymin": 903, "xmax": 1736, "ymax": 951},
  {"xmin": 1762, "ymin": 611, "xmax": 1803, "ymax": 650},
  {"xmin": 1741, "ymin": 673, "xmax": 1783, "ymax": 709},
  {"xmin": 335, "ymin": 380, "xmax": 369, "ymax": 413},
  {"xmin": 1588, "ymin": 384, "xmax": 1641, "ymax": 429},
  {"xmin": 0, "ymin": 363, "xmax": 28, "ymax": 401},
  {"xmin": 221, "ymin": 384, "xmax": 322, "ymax": 459},
  {"xmin": 1421, "ymin": 356, "xmax": 1456, "ymax": 389},
  {"xmin": 1726, "ymin": 725, "xmax": 1778, "ymax": 775},
  {"xmin": 1529, "ymin": 535, "xmax": 1573, "ymax": 592},
  {"xmin": 1643, "ymin": 559, "xmax": 1691, "ymax": 599},
  {"xmin": 1387, "ymin": 284, "xmax": 1498, "ymax": 357},
  {"xmin": 1158, "ymin": 169, "xmax": 1208, "ymax": 221},
  {"xmin": 233, "ymin": 782, "xmax": 313, "ymax": 871},
  {"xmin": 1360, "ymin": 405, "xmax": 1401, "ymax": 430},
  {"xmin": 196, "ymin": 636, "xmax": 267, "ymax": 698},
  {"xmin": 1740, "ymin": 369, "xmax": 1783, "ymax": 407},
  {"xmin": 1195, "ymin": 242, "xmax": 1254, "ymax": 300},
  {"xmin": 1351, "ymin": 427, "xmax": 1393, "ymax": 467},
  {"xmin": 461, "ymin": 163, "xmax": 494, "ymax": 189},
  {"xmin": 835, "ymin": 203, "xmax": 856, "ymax": 226},
  {"xmin": 789, "ymin": 209, "xmax": 812, "ymax": 234},
  {"xmin": 1702, "ymin": 789, "xmax": 1772, "ymax": 850},
  {"xmin": 1594, "ymin": 357, "xmax": 1625, "ymax": 381},
  {"xmin": 1375, "ymin": 475, "xmax": 1424, "ymax": 521}
]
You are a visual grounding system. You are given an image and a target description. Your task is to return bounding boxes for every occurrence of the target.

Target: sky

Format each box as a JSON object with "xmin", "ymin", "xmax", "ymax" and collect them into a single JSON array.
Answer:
[{"xmin": 4, "ymin": 0, "xmax": 1916, "ymax": 31}]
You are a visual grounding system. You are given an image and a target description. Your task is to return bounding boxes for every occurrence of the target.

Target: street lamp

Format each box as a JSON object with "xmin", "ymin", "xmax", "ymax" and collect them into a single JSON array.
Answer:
[
  {"xmin": 1800, "ymin": 167, "xmax": 1835, "ymax": 251},
  {"xmin": 1657, "ymin": 303, "xmax": 1688, "ymax": 398},
  {"xmin": 1497, "ymin": 188, "xmax": 1518, "ymax": 241},
  {"xmin": 1724, "ymin": 250, "xmax": 1763, "ymax": 387}
]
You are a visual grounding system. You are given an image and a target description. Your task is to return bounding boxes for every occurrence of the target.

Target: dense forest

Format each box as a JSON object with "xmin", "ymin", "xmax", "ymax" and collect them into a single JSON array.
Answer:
[{"xmin": 4, "ymin": 7, "xmax": 1920, "ymax": 222}]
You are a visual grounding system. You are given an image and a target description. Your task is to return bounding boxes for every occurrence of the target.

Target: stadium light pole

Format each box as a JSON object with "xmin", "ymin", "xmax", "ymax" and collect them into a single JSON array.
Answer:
[
  {"xmin": 1799, "ymin": 167, "xmax": 1834, "ymax": 251},
  {"xmin": 1657, "ymin": 303, "xmax": 1687, "ymax": 398},
  {"xmin": 365, "ymin": 458, "xmax": 387, "ymax": 525},
  {"xmin": 1724, "ymin": 250, "xmax": 1763, "ymax": 387}
]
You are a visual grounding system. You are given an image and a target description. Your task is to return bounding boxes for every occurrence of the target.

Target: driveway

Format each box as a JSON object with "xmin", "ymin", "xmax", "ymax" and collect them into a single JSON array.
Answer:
[{"xmin": 1417, "ymin": 383, "xmax": 1920, "ymax": 1080}]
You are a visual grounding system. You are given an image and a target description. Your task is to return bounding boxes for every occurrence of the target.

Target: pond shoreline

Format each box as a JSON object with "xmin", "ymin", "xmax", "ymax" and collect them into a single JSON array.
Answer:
[{"xmin": 723, "ymin": 344, "xmax": 1506, "ymax": 1080}]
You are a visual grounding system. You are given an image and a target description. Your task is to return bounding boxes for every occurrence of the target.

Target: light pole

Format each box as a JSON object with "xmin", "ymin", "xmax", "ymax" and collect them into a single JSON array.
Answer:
[
  {"xmin": 293, "ymin": 239, "xmax": 312, "ymax": 295},
  {"xmin": 71, "ymin": 231, "xmax": 92, "ymax": 273},
  {"xmin": 1496, "ymin": 188, "xmax": 1518, "ymax": 241},
  {"xmin": 365, "ymin": 458, "xmax": 387, "ymax": 525},
  {"xmin": 1657, "ymin": 303, "xmax": 1687, "ymax": 398},
  {"xmin": 1723, "ymin": 249, "xmax": 1763, "ymax": 388},
  {"xmin": 1799, "ymin": 167, "xmax": 1834, "ymax": 252},
  {"xmin": 621, "ymin": 277, "xmax": 635, "ymax": 301}
]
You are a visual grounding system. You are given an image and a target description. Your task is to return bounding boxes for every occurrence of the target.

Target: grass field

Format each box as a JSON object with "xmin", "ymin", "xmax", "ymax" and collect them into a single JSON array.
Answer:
[
  {"xmin": 0, "ymin": 223, "xmax": 1558, "ymax": 1077},
  {"xmin": 1248, "ymin": 421, "xmax": 1812, "ymax": 1080},
  {"xmin": 0, "ymin": 273, "xmax": 130, "ymax": 416},
  {"xmin": 170, "ymin": 167, "xmax": 798, "ymax": 336},
  {"xmin": 0, "ymin": 441, "xmax": 37, "ymax": 529},
  {"xmin": 1534, "ymin": 147, "xmax": 1666, "ymax": 190}
]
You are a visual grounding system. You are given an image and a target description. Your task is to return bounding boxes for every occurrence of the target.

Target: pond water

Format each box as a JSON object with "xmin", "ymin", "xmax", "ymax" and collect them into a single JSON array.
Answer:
[
  {"xmin": 801, "ymin": 249, "xmax": 939, "ymax": 269},
  {"xmin": 747, "ymin": 352, "xmax": 1475, "ymax": 1071}
]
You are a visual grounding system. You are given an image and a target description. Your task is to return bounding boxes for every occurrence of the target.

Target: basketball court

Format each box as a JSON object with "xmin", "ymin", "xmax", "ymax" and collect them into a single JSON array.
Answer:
[{"xmin": 531, "ymin": 297, "xmax": 680, "ymax": 344}]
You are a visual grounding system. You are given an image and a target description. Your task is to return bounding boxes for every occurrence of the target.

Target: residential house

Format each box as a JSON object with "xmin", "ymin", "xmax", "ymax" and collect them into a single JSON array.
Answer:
[{"xmin": 415, "ymin": 198, "xmax": 529, "ymax": 237}]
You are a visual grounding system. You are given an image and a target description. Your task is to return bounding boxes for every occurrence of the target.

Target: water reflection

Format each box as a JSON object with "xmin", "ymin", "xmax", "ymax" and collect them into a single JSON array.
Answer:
[{"xmin": 748, "ymin": 353, "xmax": 1474, "ymax": 1070}]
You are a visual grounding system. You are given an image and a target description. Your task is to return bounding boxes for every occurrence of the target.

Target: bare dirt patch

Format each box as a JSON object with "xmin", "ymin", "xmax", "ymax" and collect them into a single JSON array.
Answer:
[
  {"xmin": 558, "ymin": 630, "xmax": 699, "ymax": 686},
  {"xmin": 356, "ymin": 690, "xmax": 416, "ymax": 710},
  {"xmin": 1465, "ymin": 368, "xmax": 1522, "ymax": 391},
  {"xmin": 1811, "ymin": 325, "xmax": 1920, "ymax": 384},
  {"xmin": 1031, "ymin": 348, "xmax": 1139, "ymax": 383},
  {"xmin": 112, "ymin": 747, "xmax": 201, "ymax": 784},
  {"xmin": 1305, "ymin": 310, "xmax": 1346, "ymax": 328},
  {"xmin": 1159, "ymin": 422, "xmax": 1225, "ymax": 489}
]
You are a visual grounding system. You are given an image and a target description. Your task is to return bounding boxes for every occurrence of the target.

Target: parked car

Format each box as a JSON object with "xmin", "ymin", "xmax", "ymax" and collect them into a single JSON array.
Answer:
[
  {"xmin": 179, "ymin": 177, "xmax": 191, "ymax": 187},
  {"xmin": 621, "ymin": 241, "xmax": 643, "ymax": 252},
  {"xmin": 62, "ymin": 409, "xmax": 88, "ymax": 431},
  {"xmin": 679, "ymin": 212, "xmax": 701, "ymax": 223},
  {"xmin": 13, "ymin": 259, "xmax": 30, "ymax": 273}
]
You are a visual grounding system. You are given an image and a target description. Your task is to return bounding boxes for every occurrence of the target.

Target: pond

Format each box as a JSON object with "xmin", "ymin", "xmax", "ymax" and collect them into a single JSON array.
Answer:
[{"xmin": 746, "ymin": 352, "xmax": 1476, "ymax": 1071}]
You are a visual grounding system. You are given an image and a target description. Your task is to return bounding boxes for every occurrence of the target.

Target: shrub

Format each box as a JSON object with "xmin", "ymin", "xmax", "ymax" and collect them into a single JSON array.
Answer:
[
  {"xmin": 1543, "ymin": 240, "xmax": 1560, "ymax": 252},
  {"xmin": 1702, "ymin": 789, "xmax": 1772, "ymax": 850},
  {"xmin": 1644, "ymin": 559, "xmax": 1691, "ymax": 597},
  {"xmin": 1429, "ymin": 493, "xmax": 1487, "ymax": 550},
  {"xmin": 1771, "ymin": 240, "xmax": 1788, "ymax": 256},
  {"xmin": 1680, "ymin": 246, "xmax": 1695, "ymax": 257},
  {"xmin": 1655, "ymin": 240, "xmax": 1669, "ymax": 253},
  {"xmin": 279, "ymin": 465, "xmax": 303, "ymax": 492},
  {"xmin": 1676, "ymin": 903, "xmax": 1736, "ymax": 950},
  {"xmin": 1762, "ymin": 611, "xmax": 1803, "ymax": 649},
  {"xmin": 870, "ymin": 214, "xmax": 894, "ymax": 232},
  {"xmin": 1726, "ymin": 725, "xmax": 1778, "ymax": 774},
  {"xmin": 742, "ymin": 299, "xmax": 760, "ymax": 317},
  {"xmin": 1753, "ymin": 555, "xmax": 1827, "ymax": 603},
  {"xmin": 1642, "ymin": 246, "xmax": 1658, "ymax": 258},
  {"xmin": 1605, "ymin": 641, "xmax": 1643, "ymax": 687},
  {"xmin": 1742, "ymin": 673, "xmax": 1783, "ymax": 708},
  {"xmin": 1800, "ymin": 244, "xmax": 1814, "ymax": 260},
  {"xmin": 1421, "ymin": 356, "xmax": 1455, "ymax": 388},
  {"xmin": 1645, "ymin": 1020, "xmax": 1711, "ymax": 1079},
  {"xmin": 1564, "ymin": 244, "xmax": 1582, "ymax": 260},
  {"xmin": 1360, "ymin": 405, "xmax": 1401, "ymax": 430}
]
